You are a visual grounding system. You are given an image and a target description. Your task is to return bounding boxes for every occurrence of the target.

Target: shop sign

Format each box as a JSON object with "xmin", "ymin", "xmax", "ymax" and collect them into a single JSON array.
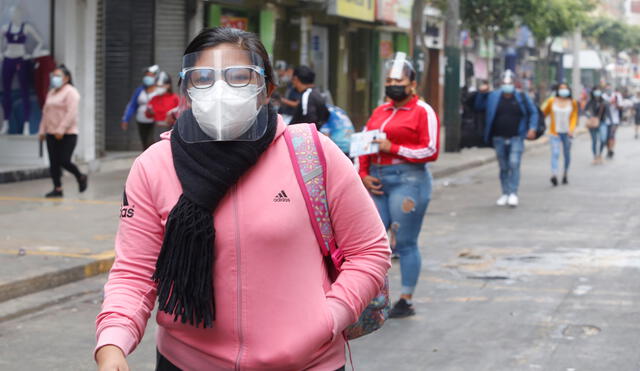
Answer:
[
  {"xmin": 328, "ymin": 0, "xmax": 375, "ymax": 22},
  {"xmin": 376, "ymin": 0, "xmax": 413, "ymax": 29},
  {"xmin": 221, "ymin": 15, "xmax": 248, "ymax": 30},
  {"xmin": 380, "ymin": 39, "xmax": 394, "ymax": 59}
]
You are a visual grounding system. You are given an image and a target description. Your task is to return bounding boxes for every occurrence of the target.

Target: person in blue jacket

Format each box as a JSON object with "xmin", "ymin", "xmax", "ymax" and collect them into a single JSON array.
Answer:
[
  {"xmin": 120, "ymin": 64, "xmax": 160, "ymax": 150},
  {"xmin": 474, "ymin": 70, "xmax": 538, "ymax": 207}
]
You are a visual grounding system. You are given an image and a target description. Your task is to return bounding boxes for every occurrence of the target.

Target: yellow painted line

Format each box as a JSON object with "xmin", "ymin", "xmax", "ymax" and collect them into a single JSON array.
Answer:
[
  {"xmin": 84, "ymin": 257, "xmax": 115, "ymax": 277},
  {"xmin": 88, "ymin": 250, "xmax": 116, "ymax": 260},
  {"xmin": 0, "ymin": 196, "xmax": 120, "ymax": 206},
  {"xmin": 0, "ymin": 248, "xmax": 115, "ymax": 260},
  {"xmin": 0, "ymin": 248, "xmax": 90, "ymax": 259}
]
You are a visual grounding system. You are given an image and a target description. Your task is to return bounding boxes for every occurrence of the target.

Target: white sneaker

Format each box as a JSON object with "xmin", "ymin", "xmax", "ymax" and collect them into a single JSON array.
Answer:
[
  {"xmin": 22, "ymin": 121, "xmax": 30, "ymax": 136},
  {"xmin": 0, "ymin": 120, "xmax": 7, "ymax": 135},
  {"xmin": 507, "ymin": 194, "xmax": 519, "ymax": 207},
  {"xmin": 496, "ymin": 194, "xmax": 509, "ymax": 206}
]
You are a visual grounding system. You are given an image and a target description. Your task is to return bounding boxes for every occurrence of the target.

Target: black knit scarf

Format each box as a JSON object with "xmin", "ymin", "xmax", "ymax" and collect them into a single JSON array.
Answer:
[{"xmin": 153, "ymin": 105, "xmax": 277, "ymax": 328}]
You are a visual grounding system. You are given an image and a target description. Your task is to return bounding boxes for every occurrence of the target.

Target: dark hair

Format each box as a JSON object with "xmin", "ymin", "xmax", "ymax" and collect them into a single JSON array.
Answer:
[
  {"xmin": 555, "ymin": 82, "xmax": 572, "ymax": 98},
  {"xmin": 407, "ymin": 68, "xmax": 416, "ymax": 82},
  {"xmin": 293, "ymin": 65, "xmax": 315, "ymax": 84},
  {"xmin": 184, "ymin": 27, "xmax": 274, "ymax": 87},
  {"xmin": 55, "ymin": 64, "xmax": 73, "ymax": 86}
]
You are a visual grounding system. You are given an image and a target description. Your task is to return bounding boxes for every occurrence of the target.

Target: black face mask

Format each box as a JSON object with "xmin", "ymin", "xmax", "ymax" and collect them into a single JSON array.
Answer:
[{"xmin": 385, "ymin": 85, "xmax": 410, "ymax": 102}]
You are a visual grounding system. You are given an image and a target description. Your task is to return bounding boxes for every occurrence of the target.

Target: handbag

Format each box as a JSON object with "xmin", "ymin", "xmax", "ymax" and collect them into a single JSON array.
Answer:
[
  {"xmin": 586, "ymin": 103, "xmax": 604, "ymax": 129},
  {"xmin": 283, "ymin": 123, "xmax": 390, "ymax": 340},
  {"xmin": 586, "ymin": 116, "xmax": 600, "ymax": 129}
]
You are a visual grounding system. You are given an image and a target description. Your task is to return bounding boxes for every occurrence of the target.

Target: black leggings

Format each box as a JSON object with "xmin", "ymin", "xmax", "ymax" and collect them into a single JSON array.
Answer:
[
  {"xmin": 46, "ymin": 134, "xmax": 83, "ymax": 188},
  {"xmin": 137, "ymin": 122, "xmax": 155, "ymax": 150},
  {"xmin": 156, "ymin": 349, "xmax": 345, "ymax": 371}
]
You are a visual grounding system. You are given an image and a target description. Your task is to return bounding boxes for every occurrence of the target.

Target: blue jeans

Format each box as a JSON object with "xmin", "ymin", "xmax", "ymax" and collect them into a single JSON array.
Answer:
[
  {"xmin": 550, "ymin": 133, "xmax": 572, "ymax": 175},
  {"xmin": 492, "ymin": 136, "xmax": 524, "ymax": 195},
  {"xmin": 371, "ymin": 163, "xmax": 431, "ymax": 296},
  {"xmin": 589, "ymin": 126, "xmax": 607, "ymax": 156}
]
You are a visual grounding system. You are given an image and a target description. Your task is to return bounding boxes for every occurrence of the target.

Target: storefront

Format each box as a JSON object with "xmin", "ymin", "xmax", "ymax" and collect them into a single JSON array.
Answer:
[
  {"xmin": 326, "ymin": 0, "xmax": 376, "ymax": 130},
  {"xmin": 373, "ymin": 0, "xmax": 413, "ymax": 110},
  {"xmin": 0, "ymin": 0, "xmax": 99, "ymax": 172}
]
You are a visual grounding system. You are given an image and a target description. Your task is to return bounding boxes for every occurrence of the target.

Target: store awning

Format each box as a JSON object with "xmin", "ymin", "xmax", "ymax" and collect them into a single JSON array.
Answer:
[{"xmin": 563, "ymin": 50, "xmax": 603, "ymax": 70}]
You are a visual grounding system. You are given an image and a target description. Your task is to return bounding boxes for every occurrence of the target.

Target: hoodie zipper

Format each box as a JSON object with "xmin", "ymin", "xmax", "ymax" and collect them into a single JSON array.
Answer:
[{"xmin": 233, "ymin": 186, "xmax": 244, "ymax": 371}]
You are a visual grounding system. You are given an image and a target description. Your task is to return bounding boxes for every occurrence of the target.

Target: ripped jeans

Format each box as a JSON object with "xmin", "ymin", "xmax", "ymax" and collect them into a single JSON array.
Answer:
[{"xmin": 371, "ymin": 163, "xmax": 432, "ymax": 296}]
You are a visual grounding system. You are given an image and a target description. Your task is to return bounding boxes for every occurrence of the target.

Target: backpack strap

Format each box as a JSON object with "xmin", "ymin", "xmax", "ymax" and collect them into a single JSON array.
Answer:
[{"xmin": 283, "ymin": 124, "xmax": 344, "ymax": 278}]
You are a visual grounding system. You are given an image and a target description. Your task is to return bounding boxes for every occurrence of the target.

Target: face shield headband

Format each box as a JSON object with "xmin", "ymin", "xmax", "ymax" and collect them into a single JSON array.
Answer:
[{"xmin": 383, "ymin": 52, "xmax": 416, "ymax": 82}]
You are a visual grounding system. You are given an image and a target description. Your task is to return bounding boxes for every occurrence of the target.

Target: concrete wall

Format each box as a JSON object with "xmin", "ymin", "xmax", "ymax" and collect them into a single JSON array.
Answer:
[{"xmin": 54, "ymin": 0, "xmax": 97, "ymax": 163}]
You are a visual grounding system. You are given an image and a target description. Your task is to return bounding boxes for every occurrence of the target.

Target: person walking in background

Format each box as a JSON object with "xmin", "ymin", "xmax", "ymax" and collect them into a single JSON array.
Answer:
[
  {"xmin": 542, "ymin": 83, "xmax": 578, "ymax": 186},
  {"xmin": 584, "ymin": 87, "xmax": 609, "ymax": 164},
  {"xmin": 95, "ymin": 27, "xmax": 390, "ymax": 371},
  {"xmin": 145, "ymin": 71, "xmax": 179, "ymax": 131},
  {"xmin": 274, "ymin": 63, "xmax": 300, "ymax": 124},
  {"xmin": 289, "ymin": 65, "xmax": 329, "ymax": 129},
  {"xmin": 603, "ymin": 88, "xmax": 623, "ymax": 158},
  {"xmin": 475, "ymin": 70, "xmax": 538, "ymax": 207},
  {"xmin": 120, "ymin": 64, "xmax": 159, "ymax": 150},
  {"xmin": 359, "ymin": 53, "xmax": 440, "ymax": 318},
  {"xmin": 37, "ymin": 65, "xmax": 87, "ymax": 198}
]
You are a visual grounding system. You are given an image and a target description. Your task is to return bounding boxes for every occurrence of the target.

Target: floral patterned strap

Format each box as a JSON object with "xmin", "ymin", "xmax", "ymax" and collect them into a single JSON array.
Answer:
[{"xmin": 284, "ymin": 124, "xmax": 342, "ymax": 268}]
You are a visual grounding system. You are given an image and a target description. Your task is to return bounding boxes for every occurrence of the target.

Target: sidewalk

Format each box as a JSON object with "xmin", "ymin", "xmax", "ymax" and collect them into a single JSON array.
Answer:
[{"xmin": 0, "ymin": 134, "xmax": 556, "ymax": 309}]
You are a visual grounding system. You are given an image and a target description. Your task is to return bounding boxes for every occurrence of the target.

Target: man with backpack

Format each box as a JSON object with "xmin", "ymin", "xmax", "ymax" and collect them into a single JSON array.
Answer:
[
  {"xmin": 474, "ymin": 70, "xmax": 539, "ymax": 207},
  {"xmin": 289, "ymin": 65, "xmax": 330, "ymax": 129}
]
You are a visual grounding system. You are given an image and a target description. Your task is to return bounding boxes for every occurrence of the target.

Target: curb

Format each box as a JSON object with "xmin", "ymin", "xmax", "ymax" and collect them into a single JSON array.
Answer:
[
  {"xmin": 0, "ymin": 256, "xmax": 114, "ymax": 303},
  {"xmin": 0, "ymin": 167, "xmax": 49, "ymax": 184}
]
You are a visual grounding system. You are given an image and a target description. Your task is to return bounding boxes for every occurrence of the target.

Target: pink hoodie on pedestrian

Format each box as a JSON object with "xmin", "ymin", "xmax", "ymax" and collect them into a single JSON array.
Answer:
[{"xmin": 95, "ymin": 117, "xmax": 391, "ymax": 370}]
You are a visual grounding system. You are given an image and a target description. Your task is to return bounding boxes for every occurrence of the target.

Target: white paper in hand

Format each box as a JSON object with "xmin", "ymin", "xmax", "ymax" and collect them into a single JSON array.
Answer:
[{"xmin": 349, "ymin": 130, "xmax": 387, "ymax": 157}]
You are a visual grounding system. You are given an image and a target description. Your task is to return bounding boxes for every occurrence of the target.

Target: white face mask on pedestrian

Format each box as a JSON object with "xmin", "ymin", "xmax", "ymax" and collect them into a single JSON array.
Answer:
[{"xmin": 188, "ymin": 81, "xmax": 264, "ymax": 140}]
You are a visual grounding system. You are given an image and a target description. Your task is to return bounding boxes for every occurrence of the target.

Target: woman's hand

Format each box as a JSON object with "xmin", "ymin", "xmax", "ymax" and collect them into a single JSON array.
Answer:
[
  {"xmin": 372, "ymin": 138, "xmax": 392, "ymax": 153},
  {"xmin": 38, "ymin": 133, "xmax": 45, "ymax": 141},
  {"xmin": 120, "ymin": 121, "xmax": 128, "ymax": 131},
  {"xmin": 362, "ymin": 175, "xmax": 384, "ymax": 196},
  {"xmin": 96, "ymin": 345, "xmax": 129, "ymax": 371},
  {"xmin": 54, "ymin": 133, "xmax": 64, "ymax": 140}
]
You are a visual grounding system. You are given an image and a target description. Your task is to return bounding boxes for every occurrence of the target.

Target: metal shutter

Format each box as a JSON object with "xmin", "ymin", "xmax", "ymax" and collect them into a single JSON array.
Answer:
[
  {"xmin": 155, "ymin": 0, "xmax": 187, "ymax": 87},
  {"xmin": 94, "ymin": 0, "xmax": 105, "ymax": 157},
  {"xmin": 104, "ymin": 0, "xmax": 155, "ymax": 151}
]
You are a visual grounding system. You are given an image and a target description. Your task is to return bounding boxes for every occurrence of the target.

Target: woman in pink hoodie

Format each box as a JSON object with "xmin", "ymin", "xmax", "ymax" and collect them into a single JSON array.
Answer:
[
  {"xmin": 95, "ymin": 27, "xmax": 390, "ymax": 371},
  {"xmin": 38, "ymin": 64, "xmax": 88, "ymax": 198}
]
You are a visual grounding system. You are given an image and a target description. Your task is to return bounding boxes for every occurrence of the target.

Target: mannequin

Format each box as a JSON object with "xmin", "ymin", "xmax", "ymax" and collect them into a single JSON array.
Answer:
[{"xmin": 0, "ymin": 6, "xmax": 45, "ymax": 135}]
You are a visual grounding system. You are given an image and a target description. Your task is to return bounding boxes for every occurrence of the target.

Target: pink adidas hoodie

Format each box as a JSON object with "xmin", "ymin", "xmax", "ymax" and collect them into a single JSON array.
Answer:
[{"xmin": 95, "ymin": 117, "xmax": 391, "ymax": 370}]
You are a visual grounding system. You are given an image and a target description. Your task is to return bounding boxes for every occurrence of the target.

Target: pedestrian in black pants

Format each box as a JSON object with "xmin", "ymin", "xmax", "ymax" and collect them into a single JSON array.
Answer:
[{"xmin": 37, "ymin": 64, "xmax": 87, "ymax": 198}]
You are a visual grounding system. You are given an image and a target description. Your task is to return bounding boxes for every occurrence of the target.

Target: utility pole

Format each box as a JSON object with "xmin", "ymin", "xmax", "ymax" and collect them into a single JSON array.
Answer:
[
  {"xmin": 572, "ymin": 29, "xmax": 581, "ymax": 99},
  {"xmin": 443, "ymin": 0, "xmax": 461, "ymax": 152}
]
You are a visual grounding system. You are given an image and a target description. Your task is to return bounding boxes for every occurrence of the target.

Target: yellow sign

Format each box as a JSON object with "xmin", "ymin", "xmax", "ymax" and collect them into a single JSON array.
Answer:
[{"xmin": 330, "ymin": 0, "xmax": 375, "ymax": 22}]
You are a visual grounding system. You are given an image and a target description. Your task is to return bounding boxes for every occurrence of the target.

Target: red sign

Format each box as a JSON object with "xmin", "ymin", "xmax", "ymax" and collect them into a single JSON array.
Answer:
[{"xmin": 221, "ymin": 16, "xmax": 248, "ymax": 31}]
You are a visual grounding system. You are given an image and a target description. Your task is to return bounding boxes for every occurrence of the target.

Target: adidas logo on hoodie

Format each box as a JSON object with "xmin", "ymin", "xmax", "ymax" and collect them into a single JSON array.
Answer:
[{"xmin": 273, "ymin": 190, "xmax": 290, "ymax": 203}]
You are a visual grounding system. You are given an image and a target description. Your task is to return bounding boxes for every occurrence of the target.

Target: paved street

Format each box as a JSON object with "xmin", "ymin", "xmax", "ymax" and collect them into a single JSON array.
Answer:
[{"xmin": 0, "ymin": 126, "xmax": 639, "ymax": 370}]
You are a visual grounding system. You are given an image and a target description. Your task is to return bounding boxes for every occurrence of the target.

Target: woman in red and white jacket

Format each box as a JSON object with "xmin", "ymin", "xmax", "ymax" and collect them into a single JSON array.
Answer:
[{"xmin": 359, "ymin": 55, "xmax": 440, "ymax": 318}]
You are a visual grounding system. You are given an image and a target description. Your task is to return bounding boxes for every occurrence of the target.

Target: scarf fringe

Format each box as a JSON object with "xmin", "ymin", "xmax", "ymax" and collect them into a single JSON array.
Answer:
[{"xmin": 153, "ymin": 195, "xmax": 215, "ymax": 328}]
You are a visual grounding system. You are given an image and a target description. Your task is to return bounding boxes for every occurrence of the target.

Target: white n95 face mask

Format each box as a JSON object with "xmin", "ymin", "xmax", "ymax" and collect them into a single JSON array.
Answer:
[{"xmin": 188, "ymin": 81, "xmax": 263, "ymax": 140}]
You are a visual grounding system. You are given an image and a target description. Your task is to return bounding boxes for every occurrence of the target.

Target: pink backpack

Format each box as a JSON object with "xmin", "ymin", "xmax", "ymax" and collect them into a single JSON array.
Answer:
[{"xmin": 283, "ymin": 123, "xmax": 390, "ymax": 340}]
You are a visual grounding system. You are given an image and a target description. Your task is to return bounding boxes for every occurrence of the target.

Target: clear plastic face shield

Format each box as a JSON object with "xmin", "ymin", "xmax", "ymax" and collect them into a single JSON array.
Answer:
[
  {"xmin": 500, "ymin": 69, "xmax": 516, "ymax": 94},
  {"xmin": 383, "ymin": 52, "xmax": 415, "ymax": 84},
  {"xmin": 177, "ymin": 48, "xmax": 269, "ymax": 142}
]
